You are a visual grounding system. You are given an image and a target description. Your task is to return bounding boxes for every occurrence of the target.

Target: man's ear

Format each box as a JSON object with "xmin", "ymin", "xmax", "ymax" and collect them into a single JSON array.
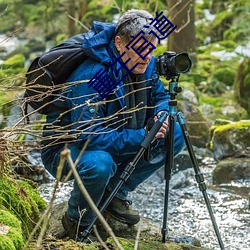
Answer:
[{"xmin": 115, "ymin": 36, "xmax": 122, "ymax": 51}]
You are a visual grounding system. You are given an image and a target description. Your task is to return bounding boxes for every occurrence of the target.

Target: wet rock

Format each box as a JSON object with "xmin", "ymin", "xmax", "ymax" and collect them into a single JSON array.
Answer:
[
  {"xmin": 170, "ymin": 169, "xmax": 193, "ymax": 189},
  {"xmin": 179, "ymin": 100, "xmax": 211, "ymax": 148},
  {"xmin": 209, "ymin": 120, "xmax": 250, "ymax": 160},
  {"xmin": 213, "ymin": 157, "xmax": 250, "ymax": 184}
]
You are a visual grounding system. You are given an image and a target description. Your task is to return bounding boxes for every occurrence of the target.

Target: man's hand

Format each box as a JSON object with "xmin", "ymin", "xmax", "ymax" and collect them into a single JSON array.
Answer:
[{"xmin": 154, "ymin": 111, "xmax": 169, "ymax": 139}]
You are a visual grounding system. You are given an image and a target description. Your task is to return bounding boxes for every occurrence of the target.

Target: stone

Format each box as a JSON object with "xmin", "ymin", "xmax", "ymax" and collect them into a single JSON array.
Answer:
[
  {"xmin": 209, "ymin": 120, "xmax": 250, "ymax": 160},
  {"xmin": 179, "ymin": 100, "xmax": 211, "ymax": 148},
  {"xmin": 213, "ymin": 157, "xmax": 250, "ymax": 184}
]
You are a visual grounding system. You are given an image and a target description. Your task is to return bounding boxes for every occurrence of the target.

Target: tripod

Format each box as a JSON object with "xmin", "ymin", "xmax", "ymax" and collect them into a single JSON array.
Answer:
[
  {"xmin": 162, "ymin": 77, "xmax": 225, "ymax": 249},
  {"xmin": 82, "ymin": 77, "xmax": 225, "ymax": 250}
]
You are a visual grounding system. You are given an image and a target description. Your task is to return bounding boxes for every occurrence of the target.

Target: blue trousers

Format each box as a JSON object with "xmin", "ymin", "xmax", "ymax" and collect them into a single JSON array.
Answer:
[{"xmin": 41, "ymin": 123, "xmax": 185, "ymax": 226}]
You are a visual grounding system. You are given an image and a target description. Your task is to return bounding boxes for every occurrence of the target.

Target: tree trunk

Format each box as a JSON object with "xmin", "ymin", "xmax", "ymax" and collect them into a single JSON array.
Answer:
[
  {"xmin": 78, "ymin": 0, "xmax": 88, "ymax": 20},
  {"xmin": 67, "ymin": 0, "xmax": 77, "ymax": 36},
  {"xmin": 167, "ymin": 0, "xmax": 196, "ymax": 62}
]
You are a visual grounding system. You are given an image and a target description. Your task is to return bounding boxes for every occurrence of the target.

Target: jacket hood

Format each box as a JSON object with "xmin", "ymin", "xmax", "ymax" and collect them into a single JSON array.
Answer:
[{"xmin": 82, "ymin": 21, "xmax": 116, "ymax": 64}]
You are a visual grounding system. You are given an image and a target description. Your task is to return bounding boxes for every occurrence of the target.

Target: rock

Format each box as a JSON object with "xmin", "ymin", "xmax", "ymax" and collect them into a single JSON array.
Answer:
[
  {"xmin": 44, "ymin": 202, "xmax": 211, "ymax": 250},
  {"xmin": 181, "ymin": 89, "xmax": 199, "ymax": 105},
  {"xmin": 179, "ymin": 100, "xmax": 211, "ymax": 148},
  {"xmin": 209, "ymin": 120, "xmax": 250, "ymax": 160},
  {"xmin": 170, "ymin": 168, "xmax": 193, "ymax": 189},
  {"xmin": 213, "ymin": 157, "xmax": 250, "ymax": 184}
]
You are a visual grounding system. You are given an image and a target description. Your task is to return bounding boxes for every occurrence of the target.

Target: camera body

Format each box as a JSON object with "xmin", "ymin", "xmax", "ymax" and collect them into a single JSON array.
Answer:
[{"xmin": 156, "ymin": 51, "xmax": 192, "ymax": 79}]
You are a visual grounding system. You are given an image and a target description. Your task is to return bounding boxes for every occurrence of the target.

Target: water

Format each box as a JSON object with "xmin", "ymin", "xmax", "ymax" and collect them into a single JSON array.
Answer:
[{"xmin": 38, "ymin": 157, "xmax": 250, "ymax": 250}]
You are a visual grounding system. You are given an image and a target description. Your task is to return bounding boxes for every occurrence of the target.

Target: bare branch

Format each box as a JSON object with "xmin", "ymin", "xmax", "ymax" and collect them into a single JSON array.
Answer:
[{"xmin": 68, "ymin": 14, "xmax": 90, "ymax": 32}]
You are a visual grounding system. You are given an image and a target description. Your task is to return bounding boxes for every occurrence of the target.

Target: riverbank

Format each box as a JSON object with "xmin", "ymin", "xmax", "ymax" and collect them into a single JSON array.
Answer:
[{"xmin": 38, "ymin": 155, "xmax": 250, "ymax": 250}]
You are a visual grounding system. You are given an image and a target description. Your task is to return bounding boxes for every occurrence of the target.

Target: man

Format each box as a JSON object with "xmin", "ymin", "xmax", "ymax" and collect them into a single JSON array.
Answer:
[{"xmin": 41, "ymin": 9, "xmax": 185, "ymax": 241}]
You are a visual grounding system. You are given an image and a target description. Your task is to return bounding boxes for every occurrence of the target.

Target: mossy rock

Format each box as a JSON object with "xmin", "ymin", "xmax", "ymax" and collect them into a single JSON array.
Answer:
[
  {"xmin": 213, "ymin": 157, "xmax": 250, "ymax": 184},
  {"xmin": 0, "ymin": 174, "xmax": 47, "ymax": 239},
  {"xmin": 0, "ymin": 209, "xmax": 24, "ymax": 250},
  {"xmin": 209, "ymin": 120, "xmax": 250, "ymax": 160},
  {"xmin": 199, "ymin": 92, "xmax": 248, "ymax": 122}
]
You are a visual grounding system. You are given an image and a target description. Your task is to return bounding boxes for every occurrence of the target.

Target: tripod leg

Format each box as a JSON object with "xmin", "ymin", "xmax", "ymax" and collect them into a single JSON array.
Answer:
[
  {"xmin": 162, "ymin": 114, "xmax": 175, "ymax": 243},
  {"xmin": 177, "ymin": 112, "xmax": 225, "ymax": 250}
]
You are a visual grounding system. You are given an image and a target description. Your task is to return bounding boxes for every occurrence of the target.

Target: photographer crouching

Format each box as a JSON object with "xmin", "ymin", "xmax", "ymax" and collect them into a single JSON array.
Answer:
[{"xmin": 41, "ymin": 9, "xmax": 186, "ymax": 241}]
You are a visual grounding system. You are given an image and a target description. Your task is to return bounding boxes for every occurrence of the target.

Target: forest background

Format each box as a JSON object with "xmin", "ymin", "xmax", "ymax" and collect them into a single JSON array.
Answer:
[{"xmin": 0, "ymin": 0, "xmax": 250, "ymax": 126}]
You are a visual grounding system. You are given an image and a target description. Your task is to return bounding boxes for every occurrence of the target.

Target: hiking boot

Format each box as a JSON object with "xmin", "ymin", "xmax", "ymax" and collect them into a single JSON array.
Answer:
[
  {"xmin": 105, "ymin": 196, "xmax": 140, "ymax": 225},
  {"xmin": 61, "ymin": 213, "xmax": 97, "ymax": 243}
]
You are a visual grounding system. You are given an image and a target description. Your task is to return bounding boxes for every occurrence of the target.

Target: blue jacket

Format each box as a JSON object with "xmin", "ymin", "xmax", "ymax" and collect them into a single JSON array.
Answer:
[{"xmin": 44, "ymin": 21, "xmax": 170, "ymax": 156}]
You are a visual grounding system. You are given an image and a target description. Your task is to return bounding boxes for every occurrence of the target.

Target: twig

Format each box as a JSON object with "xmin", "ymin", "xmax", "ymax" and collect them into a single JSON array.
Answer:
[
  {"xmin": 93, "ymin": 225, "xmax": 110, "ymax": 250},
  {"xmin": 61, "ymin": 148, "xmax": 124, "ymax": 250},
  {"xmin": 68, "ymin": 14, "xmax": 90, "ymax": 31},
  {"xmin": 134, "ymin": 220, "xmax": 142, "ymax": 250}
]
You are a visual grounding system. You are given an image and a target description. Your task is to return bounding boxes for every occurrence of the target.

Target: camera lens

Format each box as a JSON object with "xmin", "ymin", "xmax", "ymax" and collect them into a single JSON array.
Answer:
[{"xmin": 174, "ymin": 53, "xmax": 192, "ymax": 73}]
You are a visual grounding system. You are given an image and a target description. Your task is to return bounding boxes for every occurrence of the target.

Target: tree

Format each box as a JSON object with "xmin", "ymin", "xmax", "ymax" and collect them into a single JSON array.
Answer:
[{"xmin": 167, "ymin": 0, "xmax": 196, "ymax": 62}]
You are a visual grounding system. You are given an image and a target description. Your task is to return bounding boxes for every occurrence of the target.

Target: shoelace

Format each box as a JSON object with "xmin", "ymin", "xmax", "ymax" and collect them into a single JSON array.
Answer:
[{"xmin": 123, "ymin": 199, "xmax": 132, "ymax": 209}]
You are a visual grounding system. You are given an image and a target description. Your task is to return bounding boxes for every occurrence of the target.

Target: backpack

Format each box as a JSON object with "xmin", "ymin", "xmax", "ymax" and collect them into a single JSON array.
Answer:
[{"xmin": 24, "ymin": 34, "xmax": 87, "ymax": 115}]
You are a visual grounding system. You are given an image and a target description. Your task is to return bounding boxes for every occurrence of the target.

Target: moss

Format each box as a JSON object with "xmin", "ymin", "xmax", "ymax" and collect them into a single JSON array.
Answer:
[
  {"xmin": 0, "ymin": 209, "xmax": 21, "ymax": 229},
  {"xmin": 106, "ymin": 237, "xmax": 208, "ymax": 250},
  {"xmin": 199, "ymin": 91, "xmax": 248, "ymax": 122},
  {"xmin": 1, "ymin": 54, "xmax": 25, "ymax": 69},
  {"xmin": 0, "ymin": 54, "xmax": 26, "ymax": 86},
  {"xmin": 0, "ymin": 175, "xmax": 46, "ymax": 239},
  {"xmin": 7, "ymin": 228, "xmax": 24, "ymax": 249},
  {"xmin": 213, "ymin": 67, "xmax": 235, "ymax": 86},
  {"xmin": 199, "ymin": 95, "xmax": 224, "ymax": 107},
  {"xmin": 0, "ymin": 209, "xmax": 24, "ymax": 249},
  {"xmin": 217, "ymin": 40, "xmax": 237, "ymax": 52},
  {"xmin": 213, "ymin": 120, "xmax": 250, "ymax": 133},
  {"xmin": 0, "ymin": 235, "xmax": 16, "ymax": 250}
]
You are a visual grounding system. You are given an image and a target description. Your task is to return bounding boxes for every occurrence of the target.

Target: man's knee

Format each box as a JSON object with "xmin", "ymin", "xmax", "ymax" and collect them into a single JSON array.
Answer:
[{"xmin": 77, "ymin": 150, "xmax": 117, "ymax": 181}]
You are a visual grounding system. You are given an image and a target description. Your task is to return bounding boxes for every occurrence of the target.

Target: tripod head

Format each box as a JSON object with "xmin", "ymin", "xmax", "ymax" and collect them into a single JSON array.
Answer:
[{"xmin": 168, "ymin": 76, "xmax": 182, "ymax": 100}]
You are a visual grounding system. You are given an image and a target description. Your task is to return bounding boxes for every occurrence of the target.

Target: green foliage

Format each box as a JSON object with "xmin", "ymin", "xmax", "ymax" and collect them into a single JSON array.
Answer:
[
  {"xmin": 200, "ymin": 0, "xmax": 249, "ymax": 45},
  {"xmin": 234, "ymin": 58, "xmax": 250, "ymax": 116},
  {"xmin": 1, "ymin": 54, "xmax": 25, "ymax": 69},
  {"xmin": 0, "ymin": 54, "xmax": 26, "ymax": 85},
  {"xmin": 213, "ymin": 67, "xmax": 235, "ymax": 86}
]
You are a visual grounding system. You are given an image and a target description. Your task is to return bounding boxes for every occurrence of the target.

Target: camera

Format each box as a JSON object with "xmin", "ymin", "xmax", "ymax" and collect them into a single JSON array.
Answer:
[{"xmin": 156, "ymin": 51, "xmax": 192, "ymax": 79}]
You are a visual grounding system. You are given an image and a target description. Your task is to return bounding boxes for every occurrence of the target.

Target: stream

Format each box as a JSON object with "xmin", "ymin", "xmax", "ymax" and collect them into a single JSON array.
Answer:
[{"xmin": 38, "ymin": 155, "xmax": 250, "ymax": 250}]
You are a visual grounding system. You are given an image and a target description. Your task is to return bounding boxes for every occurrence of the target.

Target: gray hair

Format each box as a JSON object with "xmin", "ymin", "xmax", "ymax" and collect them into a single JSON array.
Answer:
[{"xmin": 115, "ymin": 9, "xmax": 159, "ymax": 42}]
